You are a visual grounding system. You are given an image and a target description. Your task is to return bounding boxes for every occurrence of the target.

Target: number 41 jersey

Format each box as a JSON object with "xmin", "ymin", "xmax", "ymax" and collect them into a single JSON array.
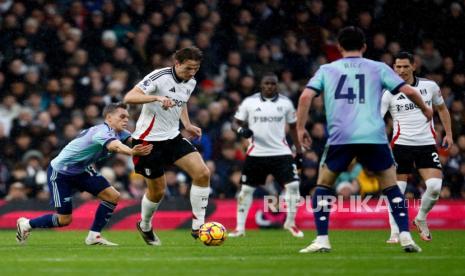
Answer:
[{"xmin": 307, "ymin": 57, "xmax": 405, "ymax": 145}]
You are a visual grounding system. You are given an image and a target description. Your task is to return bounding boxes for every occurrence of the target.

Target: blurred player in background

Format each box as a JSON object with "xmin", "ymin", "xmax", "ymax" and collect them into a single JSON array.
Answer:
[
  {"xmin": 296, "ymin": 26, "xmax": 433, "ymax": 253},
  {"xmin": 381, "ymin": 52, "xmax": 453, "ymax": 243},
  {"xmin": 124, "ymin": 46, "xmax": 211, "ymax": 246},
  {"xmin": 16, "ymin": 103, "xmax": 153, "ymax": 245},
  {"xmin": 229, "ymin": 73, "xmax": 304, "ymax": 238}
]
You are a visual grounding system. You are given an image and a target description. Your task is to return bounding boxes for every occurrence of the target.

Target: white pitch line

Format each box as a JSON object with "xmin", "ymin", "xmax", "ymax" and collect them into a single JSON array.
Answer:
[{"xmin": 1, "ymin": 255, "xmax": 464, "ymax": 262}]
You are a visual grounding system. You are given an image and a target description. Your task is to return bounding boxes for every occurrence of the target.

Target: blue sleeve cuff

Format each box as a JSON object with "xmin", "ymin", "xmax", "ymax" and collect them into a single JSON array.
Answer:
[
  {"xmin": 122, "ymin": 136, "xmax": 131, "ymax": 145},
  {"xmin": 389, "ymin": 82, "xmax": 406, "ymax": 95},
  {"xmin": 306, "ymin": 86, "xmax": 322, "ymax": 95},
  {"xmin": 103, "ymin": 138, "xmax": 117, "ymax": 148}
]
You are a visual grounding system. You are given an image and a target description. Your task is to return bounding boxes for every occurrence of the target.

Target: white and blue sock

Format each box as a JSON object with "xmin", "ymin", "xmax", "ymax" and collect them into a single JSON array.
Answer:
[
  {"xmin": 383, "ymin": 185, "xmax": 409, "ymax": 232},
  {"xmin": 389, "ymin": 181, "xmax": 407, "ymax": 235},
  {"xmin": 90, "ymin": 200, "xmax": 117, "ymax": 232},
  {"xmin": 311, "ymin": 185, "xmax": 335, "ymax": 236},
  {"xmin": 29, "ymin": 214, "xmax": 60, "ymax": 228}
]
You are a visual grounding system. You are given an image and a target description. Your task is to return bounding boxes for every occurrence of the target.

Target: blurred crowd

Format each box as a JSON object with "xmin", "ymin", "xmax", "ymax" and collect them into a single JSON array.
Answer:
[{"xmin": 1, "ymin": 0, "xmax": 465, "ymax": 203}]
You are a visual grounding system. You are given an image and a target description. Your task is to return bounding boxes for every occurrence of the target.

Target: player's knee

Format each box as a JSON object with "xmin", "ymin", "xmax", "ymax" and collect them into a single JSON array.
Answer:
[
  {"xmin": 194, "ymin": 166, "xmax": 210, "ymax": 184},
  {"xmin": 58, "ymin": 215, "xmax": 72, "ymax": 226},
  {"xmin": 147, "ymin": 187, "xmax": 165, "ymax": 202},
  {"xmin": 100, "ymin": 188, "xmax": 120, "ymax": 204},
  {"xmin": 110, "ymin": 190, "xmax": 121, "ymax": 204},
  {"xmin": 153, "ymin": 191, "xmax": 165, "ymax": 202}
]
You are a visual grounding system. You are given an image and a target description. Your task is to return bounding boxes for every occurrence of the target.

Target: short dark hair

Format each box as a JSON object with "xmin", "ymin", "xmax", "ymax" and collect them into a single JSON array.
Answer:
[
  {"xmin": 394, "ymin": 51, "xmax": 415, "ymax": 64},
  {"xmin": 337, "ymin": 26, "xmax": 366, "ymax": 51},
  {"xmin": 174, "ymin": 46, "xmax": 203, "ymax": 63},
  {"xmin": 261, "ymin": 72, "xmax": 278, "ymax": 82},
  {"xmin": 103, "ymin": 102, "xmax": 127, "ymax": 117}
]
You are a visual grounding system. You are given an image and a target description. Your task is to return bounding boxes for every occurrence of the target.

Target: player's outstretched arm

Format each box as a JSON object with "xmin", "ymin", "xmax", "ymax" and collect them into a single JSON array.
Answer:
[
  {"xmin": 123, "ymin": 87, "xmax": 174, "ymax": 109},
  {"xmin": 399, "ymin": 85, "xmax": 433, "ymax": 121},
  {"xmin": 296, "ymin": 88, "xmax": 317, "ymax": 149},
  {"xmin": 106, "ymin": 140, "xmax": 153, "ymax": 156},
  {"xmin": 436, "ymin": 103, "xmax": 453, "ymax": 150}
]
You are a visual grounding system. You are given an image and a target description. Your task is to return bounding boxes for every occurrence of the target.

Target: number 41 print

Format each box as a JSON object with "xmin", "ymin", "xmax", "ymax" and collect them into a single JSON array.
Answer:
[{"xmin": 335, "ymin": 74, "xmax": 365, "ymax": 104}]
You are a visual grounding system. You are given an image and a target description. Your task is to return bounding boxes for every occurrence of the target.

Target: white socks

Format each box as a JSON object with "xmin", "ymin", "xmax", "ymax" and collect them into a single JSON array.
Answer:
[
  {"xmin": 236, "ymin": 184, "xmax": 255, "ymax": 231},
  {"xmin": 140, "ymin": 194, "xmax": 161, "ymax": 232},
  {"xmin": 87, "ymin": 230, "xmax": 100, "ymax": 239},
  {"xmin": 236, "ymin": 181, "xmax": 300, "ymax": 231},
  {"xmin": 284, "ymin": 181, "xmax": 300, "ymax": 227},
  {"xmin": 316, "ymin": 235, "xmax": 330, "ymax": 246},
  {"xmin": 399, "ymin": 231, "xmax": 414, "ymax": 246},
  {"xmin": 190, "ymin": 184, "xmax": 210, "ymax": 230},
  {"xmin": 389, "ymin": 181, "xmax": 407, "ymax": 235},
  {"xmin": 416, "ymin": 178, "xmax": 442, "ymax": 221}
]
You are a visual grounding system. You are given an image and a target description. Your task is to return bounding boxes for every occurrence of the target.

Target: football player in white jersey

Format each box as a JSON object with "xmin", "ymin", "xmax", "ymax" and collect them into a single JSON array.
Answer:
[
  {"xmin": 228, "ymin": 73, "xmax": 304, "ymax": 238},
  {"xmin": 124, "ymin": 47, "xmax": 211, "ymax": 245},
  {"xmin": 381, "ymin": 52, "xmax": 453, "ymax": 243}
]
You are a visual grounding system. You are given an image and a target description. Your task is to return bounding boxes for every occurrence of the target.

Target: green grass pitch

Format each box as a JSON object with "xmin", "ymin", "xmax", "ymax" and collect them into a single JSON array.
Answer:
[{"xmin": 0, "ymin": 230, "xmax": 464, "ymax": 275}]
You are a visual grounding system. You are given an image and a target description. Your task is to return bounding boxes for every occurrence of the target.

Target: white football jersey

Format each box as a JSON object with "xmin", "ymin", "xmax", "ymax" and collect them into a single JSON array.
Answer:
[
  {"xmin": 132, "ymin": 67, "xmax": 197, "ymax": 141},
  {"xmin": 234, "ymin": 93, "xmax": 296, "ymax": 156},
  {"xmin": 381, "ymin": 77, "xmax": 444, "ymax": 146}
]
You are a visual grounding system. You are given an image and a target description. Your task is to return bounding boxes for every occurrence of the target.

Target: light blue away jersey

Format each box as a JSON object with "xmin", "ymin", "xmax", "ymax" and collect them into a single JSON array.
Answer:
[
  {"xmin": 51, "ymin": 123, "xmax": 131, "ymax": 175},
  {"xmin": 307, "ymin": 57, "xmax": 405, "ymax": 145}
]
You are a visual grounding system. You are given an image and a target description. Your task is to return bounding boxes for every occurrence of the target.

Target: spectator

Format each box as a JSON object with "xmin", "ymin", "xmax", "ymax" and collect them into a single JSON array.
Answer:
[
  {"xmin": 5, "ymin": 182, "xmax": 28, "ymax": 201},
  {"xmin": 415, "ymin": 39, "xmax": 443, "ymax": 73},
  {"xmin": 250, "ymin": 44, "xmax": 283, "ymax": 80},
  {"xmin": 128, "ymin": 172, "xmax": 145, "ymax": 199},
  {"xmin": 0, "ymin": 94, "xmax": 21, "ymax": 135}
]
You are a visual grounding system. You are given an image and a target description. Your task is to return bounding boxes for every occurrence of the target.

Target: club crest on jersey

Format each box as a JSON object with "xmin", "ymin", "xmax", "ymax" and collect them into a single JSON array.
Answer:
[
  {"xmin": 169, "ymin": 87, "xmax": 176, "ymax": 93},
  {"xmin": 143, "ymin": 79, "xmax": 151, "ymax": 88},
  {"xmin": 145, "ymin": 168, "xmax": 151, "ymax": 176}
]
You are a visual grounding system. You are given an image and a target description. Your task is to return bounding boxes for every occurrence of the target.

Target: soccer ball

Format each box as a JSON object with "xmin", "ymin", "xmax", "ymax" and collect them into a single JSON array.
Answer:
[{"xmin": 198, "ymin": 222, "xmax": 227, "ymax": 246}]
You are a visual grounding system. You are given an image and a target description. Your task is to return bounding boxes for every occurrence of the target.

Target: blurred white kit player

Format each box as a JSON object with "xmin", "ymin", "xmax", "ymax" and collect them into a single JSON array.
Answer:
[{"xmin": 229, "ymin": 73, "xmax": 304, "ymax": 238}]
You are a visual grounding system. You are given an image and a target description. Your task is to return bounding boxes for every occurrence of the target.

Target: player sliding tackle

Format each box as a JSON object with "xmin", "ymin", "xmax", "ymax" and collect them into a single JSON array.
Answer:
[
  {"xmin": 124, "ymin": 46, "xmax": 211, "ymax": 245},
  {"xmin": 296, "ymin": 26, "xmax": 433, "ymax": 253},
  {"xmin": 16, "ymin": 103, "xmax": 153, "ymax": 246},
  {"xmin": 381, "ymin": 52, "xmax": 453, "ymax": 243},
  {"xmin": 229, "ymin": 73, "xmax": 304, "ymax": 238}
]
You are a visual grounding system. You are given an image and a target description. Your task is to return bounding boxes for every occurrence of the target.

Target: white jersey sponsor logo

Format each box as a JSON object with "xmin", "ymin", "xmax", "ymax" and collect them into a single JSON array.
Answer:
[
  {"xmin": 234, "ymin": 93, "xmax": 297, "ymax": 156},
  {"xmin": 381, "ymin": 77, "xmax": 444, "ymax": 146},
  {"xmin": 132, "ymin": 67, "xmax": 197, "ymax": 141}
]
